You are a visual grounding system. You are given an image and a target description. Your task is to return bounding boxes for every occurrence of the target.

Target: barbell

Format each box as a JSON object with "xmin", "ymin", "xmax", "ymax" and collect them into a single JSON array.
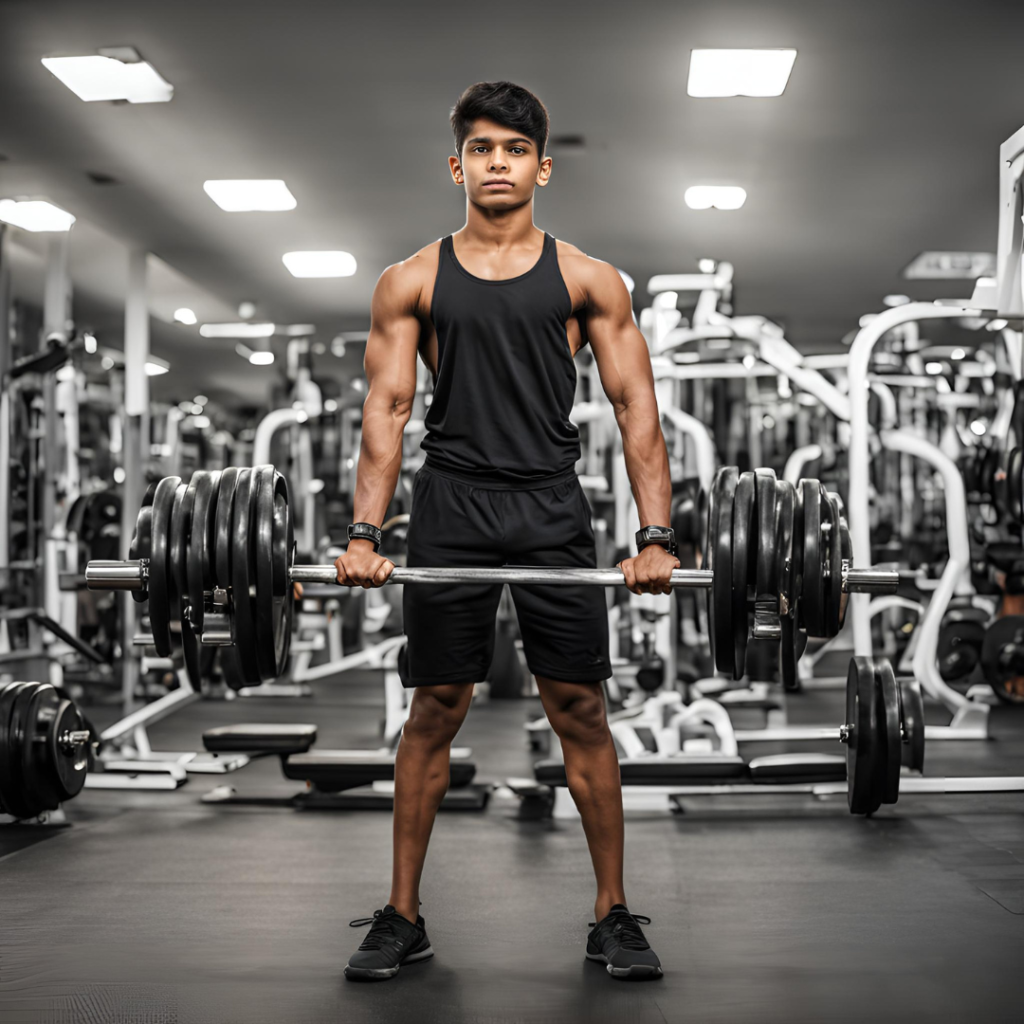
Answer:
[{"xmin": 84, "ymin": 465, "xmax": 897, "ymax": 689}]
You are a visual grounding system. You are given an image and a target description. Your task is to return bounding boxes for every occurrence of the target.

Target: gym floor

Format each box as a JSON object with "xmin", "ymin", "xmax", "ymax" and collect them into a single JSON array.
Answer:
[{"xmin": 2, "ymin": 669, "xmax": 1022, "ymax": 1024}]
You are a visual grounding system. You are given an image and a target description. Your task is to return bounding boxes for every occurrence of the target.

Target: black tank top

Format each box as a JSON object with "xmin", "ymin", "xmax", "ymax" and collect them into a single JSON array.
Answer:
[{"xmin": 421, "ymin": 232, "xmax": 582, "ymax": 488}]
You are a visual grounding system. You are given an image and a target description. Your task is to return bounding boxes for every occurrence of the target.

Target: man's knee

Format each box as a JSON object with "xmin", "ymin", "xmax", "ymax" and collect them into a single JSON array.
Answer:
[
  {"xmin": 403, "ymin": 684, "xmax": 472, "ymax": 744},
  {"xmin": 541, "ymin": 682, "xmax": 609, "ymax": 746}
]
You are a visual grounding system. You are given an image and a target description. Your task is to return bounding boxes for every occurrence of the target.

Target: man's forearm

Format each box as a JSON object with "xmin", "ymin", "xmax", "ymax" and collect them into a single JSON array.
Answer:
[
  {"xmin": 616, "ymin": 399, "xmax": 672, "ymax": 529},
  {"xmin": 352, "ymin": 398, "xmax": 411, "ymax": 526}
]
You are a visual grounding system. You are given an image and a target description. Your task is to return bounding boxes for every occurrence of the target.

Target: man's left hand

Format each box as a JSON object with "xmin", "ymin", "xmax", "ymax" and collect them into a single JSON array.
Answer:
[{"xmin": 617, "ymin": 545, "xmax": 680, "ymax": 596}]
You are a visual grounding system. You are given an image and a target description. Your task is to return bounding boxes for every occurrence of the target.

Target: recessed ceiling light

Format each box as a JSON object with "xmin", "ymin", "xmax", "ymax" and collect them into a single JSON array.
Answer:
[
  {"xmin": 145, "ymin": 359, "xmax": 170, "ymax": 376},
  {"xmin": 201, "ymin": 322, "xmax": 275, "ymax": 339},
  {"xmin": 684, "ymin": 186, "xmax": 746, "ymax": 210},
  {"xmin": 698, "ymin": 258, "xmax": 717, "ymax": 273},
  {"xmin": 174, "ymin": 307, "xmax": 197, "ymax": 325},
  {"xmin": 0, "ymin": 198, "xmax": 75, "ymax": 231},
  {"xmin": 41, "ymin": 54, "xmax": 173, "ymax": 103},
  {"xmin": 283, "ymin": 251, "xmax": 357, "ymax": 278},
  {"xmin": 687, "ymin": 49, "xmax": 797, "ymax": 98},
  {"xmin": 203, "ymin": 180, "xmax": 297, "ymax": 212}
]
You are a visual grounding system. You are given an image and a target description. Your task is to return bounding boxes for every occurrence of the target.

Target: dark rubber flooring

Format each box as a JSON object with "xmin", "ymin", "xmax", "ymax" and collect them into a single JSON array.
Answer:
[{"xmin": 3, "ymin": 668, "xmax": 1024, "ymax": 1023}]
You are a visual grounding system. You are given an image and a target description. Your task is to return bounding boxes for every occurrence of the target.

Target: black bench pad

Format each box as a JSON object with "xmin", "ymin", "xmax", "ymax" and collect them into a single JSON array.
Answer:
[
  {"xmin": 203, "ymin": 724, "xmax": 317, "ymax": 755},
  {"xmin": 748, "ymin": 753, "xmax": 846, "ymax": 784},
  {"xmin": 284, "ymin": 751, "xmax": 476, "ymax": 792},
  {"xmin": 535, "ymin": 756, "xmax": 748, "ymax": 788}
]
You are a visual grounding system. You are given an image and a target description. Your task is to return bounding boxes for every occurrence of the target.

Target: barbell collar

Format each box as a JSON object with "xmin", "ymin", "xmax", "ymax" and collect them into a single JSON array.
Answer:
[
  {"xmin": 289, "ymin": 565, "xmax": 716, "ymax": 588},
  {"xmin": 85, "ymin": 559, "xmax": 147, "ymax": 591},
  {"xmin": 842, "ymin": 568, "xmax": 900, "ymax": 594}
]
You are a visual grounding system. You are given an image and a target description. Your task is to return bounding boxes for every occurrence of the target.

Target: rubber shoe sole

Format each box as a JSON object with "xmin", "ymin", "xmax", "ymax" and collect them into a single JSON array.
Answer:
[
  {"xmin": 586, "ymin": 951, "xmax": 663, "ymax": 979},
  {"xmin": 344, "ymin": 946, "xmax": 434, "ymax": 981}
]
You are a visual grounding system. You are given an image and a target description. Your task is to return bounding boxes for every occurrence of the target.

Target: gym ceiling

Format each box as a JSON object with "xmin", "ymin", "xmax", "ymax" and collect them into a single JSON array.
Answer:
[{"xmin": 1, "ymin": 0, "xmax": 1022, "ymax": 406}]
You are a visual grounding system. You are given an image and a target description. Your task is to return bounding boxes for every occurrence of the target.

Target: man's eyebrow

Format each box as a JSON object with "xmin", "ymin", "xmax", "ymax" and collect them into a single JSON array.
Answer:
[{"xmin": 466, "ymin": 136, "xmax": 534, "ymax": 147}]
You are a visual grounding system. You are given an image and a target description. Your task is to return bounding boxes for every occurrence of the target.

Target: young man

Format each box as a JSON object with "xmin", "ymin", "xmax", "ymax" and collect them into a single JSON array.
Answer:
[{"xmin": 337, "ymin": 81, "xmax": 678, "ymax": 981}]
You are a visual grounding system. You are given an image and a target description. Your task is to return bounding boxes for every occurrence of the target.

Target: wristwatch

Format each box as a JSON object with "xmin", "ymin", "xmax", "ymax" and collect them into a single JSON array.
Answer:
[
  {"xmin": 347, "ymin": 522, "xmax": 383, "ymax": 552},
  {"xmin": 635, "ymin": 525, "xmax": 678, "ymax": 557}
]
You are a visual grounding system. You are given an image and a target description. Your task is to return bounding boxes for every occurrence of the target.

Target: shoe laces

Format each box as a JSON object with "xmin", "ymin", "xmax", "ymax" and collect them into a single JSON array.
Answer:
[
  {"xmin": 591, "ymin": 911, "xmax": 652, "ymax": 951},
  {"xmin": 349, "ymin": 908, "xmax": 397, "ymax": 951}
]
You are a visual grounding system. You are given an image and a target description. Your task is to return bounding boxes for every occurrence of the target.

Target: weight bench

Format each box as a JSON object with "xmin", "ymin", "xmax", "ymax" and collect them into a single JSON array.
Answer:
[
  {"xmin": 200, "ymin": 724, "xmax": 489, "ymax": 811},
  {"xmin": 512, "ymin": 752, "xmax": 847, "ymax": 818}
]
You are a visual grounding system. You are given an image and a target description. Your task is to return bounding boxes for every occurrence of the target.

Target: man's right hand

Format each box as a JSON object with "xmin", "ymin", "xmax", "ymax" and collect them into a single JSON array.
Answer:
[{"xmin": 335, "ymin": 538, "xmax": 395, "ymax": 589}]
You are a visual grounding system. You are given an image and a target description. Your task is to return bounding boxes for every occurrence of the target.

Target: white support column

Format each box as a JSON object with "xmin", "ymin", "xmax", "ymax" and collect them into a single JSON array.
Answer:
[{"xmin": 121, "ymin": 248, "xmax": 150, "ymax": 713}]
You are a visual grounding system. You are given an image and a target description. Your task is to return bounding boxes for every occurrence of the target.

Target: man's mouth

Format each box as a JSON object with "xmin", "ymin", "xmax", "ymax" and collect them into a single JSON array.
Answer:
[{"xmin": 482, "ymin": 180, "xmax": 514, "ymax": 190}]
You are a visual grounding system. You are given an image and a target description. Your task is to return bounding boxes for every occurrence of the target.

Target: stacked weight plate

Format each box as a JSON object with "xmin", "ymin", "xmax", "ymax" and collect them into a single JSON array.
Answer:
[
  {"xmin": 129, "ymin": 466, "xmax": 294, "ymax": 688},
  {"xmin": 706, "ymin": 467, "xmax": 853, "ymax": 687}
]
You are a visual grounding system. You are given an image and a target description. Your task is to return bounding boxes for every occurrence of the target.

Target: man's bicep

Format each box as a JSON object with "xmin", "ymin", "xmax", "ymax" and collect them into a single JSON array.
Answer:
[
  {"xmin": 363, "ymin": 266, "xmax": 421, "ymax": 410},
  {"xmin": 585, "ymin": 264, "xmax": 655, "ymax": 409}
]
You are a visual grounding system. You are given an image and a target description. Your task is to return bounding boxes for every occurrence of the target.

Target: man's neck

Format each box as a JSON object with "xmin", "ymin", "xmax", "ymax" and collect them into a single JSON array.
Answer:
[{"xmin": 459, "ymin": 201, "xmax": 541, "ymax": 250}]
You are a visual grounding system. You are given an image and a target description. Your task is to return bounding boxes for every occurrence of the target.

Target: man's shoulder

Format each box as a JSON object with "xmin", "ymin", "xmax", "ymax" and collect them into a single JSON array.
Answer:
[{"xmin": 376, "ymin": 239, "xmax": 444, "ymax": 300}]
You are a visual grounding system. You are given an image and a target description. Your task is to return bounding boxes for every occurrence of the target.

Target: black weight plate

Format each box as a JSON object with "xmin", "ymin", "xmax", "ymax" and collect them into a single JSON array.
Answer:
[
  {"xmin": 846, "ymin": 657, "xmax": 883, "ymax": 815},
  {"xmin": 0, "ymin": 682, "xmax": 30, "ymax": 815},
  {"xmin": 179, "ymin": 608, "xmax": 207, "ymax": 692},
  {"xmin": 253, "ymin": 465, "xmax": 279, "ymax": 682},
  {"xmin": 981, "ymin": 615, "xmax": 1024, "ymax": 704},
  {"xmin": 1011, "ymin": 448, "xmax": 1024, "ymax": 523},
  {"xmin": 775, "ymin": 481, "xmax": 800, "ymax": 692},
  {"xmin": 230, "ymin": 468, "xmax": 263, "ymax": 684},
  {"xmin": 271, "ymin": 473, "xmax": 293, "ymax": 673},
  {"xmin": 824, "ymin": 495, "xmax": 843, "ymax": 638},
  {"xmin": 167, "ymin": 481, "xmax": 189, "ymax": 630},
  {"xmin": 875, "ymin": 659, "xmax": 902, "ymax": 805},
  {"xmin": 129, "ymin": 504, "xmax": 153, "ymax": 603},
  {"xmin": 22, "ymin": 684, "xmax": 61, "ymax": 813},
  {"xmin": 213, "ymin": 467, "xmax": 240, "ymax": 592},
  {"xmin": 272, "ymin": 472, "xmax": 292, "ymax": 598},
  {"xmin": 148, "ymin": 475, "xmax": 182, "ymax": 657},
  {"xmin": 187, "ymin": 470, "xmax": 221, "ymax": 636},
  {"xmin": 799, "ymin": 479, "xmax": 825, "ymax": 636},
  {"xmin": 937, "ymin": 619, "xmax": 985, "ymax": 681},
  {"xmin": 838, "ymin": 517, "xmax": 853, "ymax": 630},
  {"xmin": 753, "ymin": 469, "xmax": 777, "ymax": 601},
  {"xmin": 898, "ymin": 679, "xmax": 926, "ymax": 773},
  {"xmin": 731, "ymin": 471, "xmax": 757, "ymax": 679},
  {"xmin": 6, "ymin": 684, "xmax": 41, "ymax": 819},
  {"xmin": 708, "ymin": 467, "xmax": 738, "ymax": 674},
  {"xmin": 48, "ymin": 698, "xmax": 89, "ymax": 801}
]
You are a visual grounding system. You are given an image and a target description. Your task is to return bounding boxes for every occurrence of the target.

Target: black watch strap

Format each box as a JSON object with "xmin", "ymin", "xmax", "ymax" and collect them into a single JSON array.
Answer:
[
  {"xmin": 635, "ymin": 525, "xmax": 678, "ymax": 557},
  {"xmin": 347, "ymin": 522, "xmax": 382, "ymax": 552}
]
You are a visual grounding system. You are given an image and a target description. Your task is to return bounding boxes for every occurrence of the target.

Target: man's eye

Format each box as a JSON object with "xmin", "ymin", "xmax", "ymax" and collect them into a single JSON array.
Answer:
[{"xmin": 510, "ymin": 148, "xmax": 524, "ymax": 155}]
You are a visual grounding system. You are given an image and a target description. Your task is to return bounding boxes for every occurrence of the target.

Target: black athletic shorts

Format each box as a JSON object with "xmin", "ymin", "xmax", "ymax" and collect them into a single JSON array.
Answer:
[{"xmin": 400, "ymin": 464, "xmax": 613, "ymax": 687}]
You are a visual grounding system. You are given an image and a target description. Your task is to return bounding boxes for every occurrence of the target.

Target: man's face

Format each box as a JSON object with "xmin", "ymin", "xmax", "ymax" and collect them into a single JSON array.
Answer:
[{"xmin": 449, "ymin": 118, "xmax": 552, "ymax": 209}]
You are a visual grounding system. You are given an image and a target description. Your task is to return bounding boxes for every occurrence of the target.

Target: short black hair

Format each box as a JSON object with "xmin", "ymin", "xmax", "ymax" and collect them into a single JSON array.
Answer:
[{"xmin": 450, "ymin": 81, "xmax": 550, "ymax": 159}]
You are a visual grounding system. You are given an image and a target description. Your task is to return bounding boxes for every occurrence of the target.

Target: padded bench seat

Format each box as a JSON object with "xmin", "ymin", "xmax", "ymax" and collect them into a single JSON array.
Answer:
[
  {"xmin": 535, "ymin": 755, "xmax": 749, "ymax": 788},
  {"xmin": 748, "ymin": 753, "xmax": 846, "ymax": 784},
  {"xmin": 203, "ymin": 724, "xmax": 317, "ymax": 755},
  {"xmin": 284, "ymin": 751, "xmax": 477, "ymax": 793}
]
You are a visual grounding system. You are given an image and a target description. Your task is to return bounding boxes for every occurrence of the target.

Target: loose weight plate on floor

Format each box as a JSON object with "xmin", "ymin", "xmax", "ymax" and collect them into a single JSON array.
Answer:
[
  {"xmin": 875, "ymin": 659, "xmax": 902, "ymax": 804},
  {"xmin": 899, "ymin": 678, "xmax": 926, "ymax": 773},
  {"xmin": 846, "ymin": 657, "xmax": 883, "ymax": 815}
]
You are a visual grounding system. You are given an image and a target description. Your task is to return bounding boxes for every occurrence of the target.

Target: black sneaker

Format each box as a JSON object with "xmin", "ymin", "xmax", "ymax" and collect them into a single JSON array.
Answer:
[
  {"xmin": 586, "ymin": 905, "xmax": 663, "ymax": 979},
  {"xmin": 344, "ymin": 905, "xmax": 434, "ymax": 980}
]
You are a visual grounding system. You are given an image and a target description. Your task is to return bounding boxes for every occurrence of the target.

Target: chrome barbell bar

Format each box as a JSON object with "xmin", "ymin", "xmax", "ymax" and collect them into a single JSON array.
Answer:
[{"xmin": 85, "ymin": 559, "xmax": 898, "ymax": 594}]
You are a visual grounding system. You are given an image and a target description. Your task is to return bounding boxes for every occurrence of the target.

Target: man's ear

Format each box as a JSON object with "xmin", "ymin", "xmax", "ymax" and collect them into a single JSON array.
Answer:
[
  {"xmin": 448, "ymin": 155, "xmax": 464, "ymax": 185},
  {"xmin": 536, "ymin": 155, "xmax": 553, "ymax": 188}
]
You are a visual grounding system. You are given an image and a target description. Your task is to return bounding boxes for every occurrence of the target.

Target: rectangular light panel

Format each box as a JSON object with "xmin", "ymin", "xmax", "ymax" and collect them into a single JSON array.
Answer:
[
  {"xmin": 283, "ymin": 251, "xmax": 358, "ymax": 278},
  {"xmin": 41, "ymin": 55, "xmax": 173, "ymax": 103},
  {"xmin": 203, "ymin": 180, "xmax": 297, "ymax": 212},
  {"xmin": 0, "ymin": 199, "xmax": 76, "ymax": 231},
  {"xmin": 688, "ymin": 49, "xmax": 797, "ymax": 98}
]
